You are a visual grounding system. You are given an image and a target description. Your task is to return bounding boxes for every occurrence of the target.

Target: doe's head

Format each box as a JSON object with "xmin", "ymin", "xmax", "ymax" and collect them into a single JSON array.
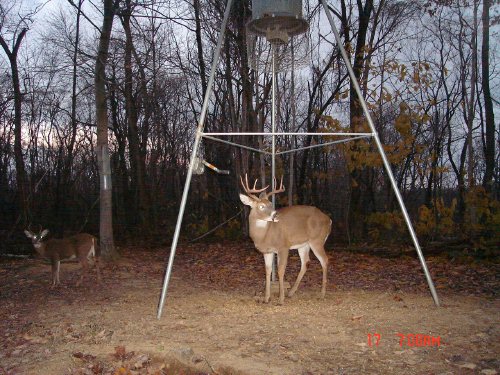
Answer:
[{"xmin": 24, "ymin": 228, "xmax": 50, "ymax": 249}]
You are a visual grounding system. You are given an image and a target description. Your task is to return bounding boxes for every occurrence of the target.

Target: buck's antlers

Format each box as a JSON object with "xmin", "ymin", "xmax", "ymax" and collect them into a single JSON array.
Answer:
[{"xmin": 240, "ymin": 174, "xmax": 285, "ymax": 200}]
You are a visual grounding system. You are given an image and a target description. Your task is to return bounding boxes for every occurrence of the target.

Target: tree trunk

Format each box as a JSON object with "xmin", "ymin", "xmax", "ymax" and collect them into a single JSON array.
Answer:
[
  {"xmin": 193, "ymin": 0, "xmax": 208, "ymax": 96},
  {"xmin": 95, "ymin": 0, "xmax": 118, "ymax": 259},
  {"xmin": 466, "ymin": 0, "xmax": 478, "ymax": 189},
  {"xmin": 121, "ymin": 1, "xmax": 149, "ymax": 231},
  {"xmin": 481, "ymin": 0, "xmax": 496, "ymax": 193},
  {"xmin": 346, "ymin": 0, "xmax": 374, "ymax": 239},
  {"xmin": 109, "ymin": 68, "xmax": 130, "ymax": 232},
  {"xmin": 58, "ymin": 0, "xmax": 83, "ymax": 233},
  {"xmin": 0, "ymin": 29, "xmax": 29, "ymax": 224}
]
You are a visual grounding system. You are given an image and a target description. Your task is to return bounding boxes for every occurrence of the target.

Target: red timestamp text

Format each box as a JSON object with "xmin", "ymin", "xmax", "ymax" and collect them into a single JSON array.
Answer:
[{"xmin": 367, "ymin": 333, "xmax": 441, "ymax": 347}]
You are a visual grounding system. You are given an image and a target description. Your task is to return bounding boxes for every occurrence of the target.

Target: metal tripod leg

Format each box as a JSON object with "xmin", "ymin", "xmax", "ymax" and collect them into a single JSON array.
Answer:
[
  {"xmin": 157, "ymin": 0, "xmax": 235, "ymax": 319},
  {"xmin": 271, "ymin": 44, "xmax": 277, "ymax": 282},
  {"xmin": 320, "ymin": 0, "xmax": 440, "ymax": 306}
]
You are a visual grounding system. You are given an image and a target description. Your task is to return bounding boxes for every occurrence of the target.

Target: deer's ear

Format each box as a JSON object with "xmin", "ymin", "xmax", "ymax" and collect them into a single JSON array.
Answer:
[
  {"xmin": 239, "ymin": 194, "xmax": 255, "ymax": 207},
  {"xmin": 40, "ymin": 229, "xmax": 49, "ymax": 238},
  {"xmin": 24, "ymin": 230, "xmax": 33, "ymax": 238}
]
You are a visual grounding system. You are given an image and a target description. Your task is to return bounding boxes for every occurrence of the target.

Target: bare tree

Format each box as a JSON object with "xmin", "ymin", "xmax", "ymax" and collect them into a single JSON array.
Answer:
[
  {"xmin": 0, "ymin": 2, "xmax": 30, "ymax": 223},
  {"xmin": 481, "ymin": 0, "xmax": 496, "ymax": 193},
  {"xmin": 119, "ymin": 0, "xmax": 150, "ymax": 230},
  {"xmin": 95, "ymin": 0, "xmax": 119, "ymax": 259}
]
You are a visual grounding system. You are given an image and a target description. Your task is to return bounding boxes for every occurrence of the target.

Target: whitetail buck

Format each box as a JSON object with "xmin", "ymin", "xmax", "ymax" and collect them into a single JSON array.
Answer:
[
  {"xmin": 24, "ymin": 228, "xmax": 101, "ymax": 287},
  {"xmin": 239, "ymin": 175, "xmax": 331, "ymax": 304}
]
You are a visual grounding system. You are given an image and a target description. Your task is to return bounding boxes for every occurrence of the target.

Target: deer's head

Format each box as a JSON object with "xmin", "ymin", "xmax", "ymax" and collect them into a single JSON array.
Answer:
[
  {"xmin": 24, "ymin": 227, "xmax": 50, "ymax": 250},
  {"xmin": 239, "ymin": 174, "xmax": 285, "ymax": 222}
]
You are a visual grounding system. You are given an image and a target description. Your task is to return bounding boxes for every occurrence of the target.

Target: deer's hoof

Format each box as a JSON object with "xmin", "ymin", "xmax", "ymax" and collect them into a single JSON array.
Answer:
[{"xmin": 254, "ymin": 295, "xmax": 269, "ymax": 304}]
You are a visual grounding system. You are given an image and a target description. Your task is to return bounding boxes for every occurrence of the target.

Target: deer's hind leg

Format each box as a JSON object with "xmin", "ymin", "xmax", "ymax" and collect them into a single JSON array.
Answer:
[
  {"xmin": 309, "ymin": 241, "xmax": 329, "ymax": 298},
  {"xmin": 94, "ymin": 255, "xmax": 102, "ymax": 283},
  {"xmin": 77, "ymin": 256, "xmax": 89, "ymax": 287},
  {"xmin": 88, "ymin": 240, "xmax": 102, "ymax": 284},
  {"xmin": 288, "ymin": 245, "xmax": 310, "ymax": 298}
]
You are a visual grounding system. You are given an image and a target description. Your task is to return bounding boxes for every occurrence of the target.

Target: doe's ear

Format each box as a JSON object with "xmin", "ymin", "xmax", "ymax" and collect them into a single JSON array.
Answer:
[
  {"xmin": 40, "ymin": 229, "xmax": 49, "ymax": 238},
  {"xmin": 239, "ymin": 194, "xmax": 255, "ymax": 207},
  {"xmin": 24, "ymin": 230, "xmax": 33, "ymax": 238}
]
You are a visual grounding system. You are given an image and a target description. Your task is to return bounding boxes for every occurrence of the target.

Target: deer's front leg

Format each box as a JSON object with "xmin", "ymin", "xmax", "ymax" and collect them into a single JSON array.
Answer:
[
  {"xmin": 277, "ymin": 249, "xmax": 289, "ymax": 305},
  {"xmin": 263, "ymin": 253, "xmax": 274, "ymax": 303},
  {"xmin": 51, "ymin": 260, "xmax": 60, "ymax": 287}
]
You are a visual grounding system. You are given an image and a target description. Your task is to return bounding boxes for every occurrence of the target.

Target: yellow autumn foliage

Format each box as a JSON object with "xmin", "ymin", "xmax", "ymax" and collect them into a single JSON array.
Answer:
[
  {"xmin": 416, "ymin": 199, "xmax": 456, "ymax": 239},
  {"xmin": 463, "ymin": 187, "xmax": 500, "ymax": 245},
  {"xmin": 367, "ymin": 211, "xmax": 406, "ymax": 242}
]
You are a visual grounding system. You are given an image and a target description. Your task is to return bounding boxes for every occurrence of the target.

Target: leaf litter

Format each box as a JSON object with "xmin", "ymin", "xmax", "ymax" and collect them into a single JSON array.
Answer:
[{"xmin": 0, "ymin": 241, "xmax": 498, "ymax": 374}]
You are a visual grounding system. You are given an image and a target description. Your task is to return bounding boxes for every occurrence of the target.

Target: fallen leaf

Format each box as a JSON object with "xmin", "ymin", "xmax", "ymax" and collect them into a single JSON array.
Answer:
[
  {"xmin": 132, "ymin": 354, "xmax": 150, "ymax": 369},
  {"xmin": 73, "ymin": 352, "xmax": 96, "ymax": 361},
  {"xmin": 113, "ymin": 346, "xmax": 135, "ymax": 361},
  {"xmin": 459, "ymin": 363, "xmax": 477, "ymax": 370},
  {"xmin": 480, "ymin": 370, "xmax": 498, "ymax": 375},
  {"xmin": 23, "ymin": 334, "xmax": 48, "ymax": 344},
  {"xmin": 113, "ymin": 366, "xmax": 132, "ymax": 375}
]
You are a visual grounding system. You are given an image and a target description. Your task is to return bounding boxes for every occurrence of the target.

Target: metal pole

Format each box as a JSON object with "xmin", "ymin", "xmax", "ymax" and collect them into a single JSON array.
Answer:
[
  {"xmin": 204, "ymin": 132, "xmax": 373, "ymax": 136},
  {"xmin": 289, "ymin": 40, "xmax": 296, "ymax": 207},
  {"xmin": 276, "ymin": 135, "xmax": 372, "ymax": 155},
  {"xmin": 157, "ymin": 0, "xmax": 234, "ymax": 319},
  {"xmin": 202, "ymin": 135, "xmax": 270, "ymax": 155},
  {"xmin": 320, "ymin": 0, "xmax": 440, "ymax": 306},
  {"xmin": 271, "ymin": 44, "xmax": 277, "ymax": 282}
]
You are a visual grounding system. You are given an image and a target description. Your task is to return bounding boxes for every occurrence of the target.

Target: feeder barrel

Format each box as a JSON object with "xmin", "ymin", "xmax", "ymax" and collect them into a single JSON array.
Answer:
[{"xmin": 247, "ymin": 0, "xmax": 309, "ymax": 39}]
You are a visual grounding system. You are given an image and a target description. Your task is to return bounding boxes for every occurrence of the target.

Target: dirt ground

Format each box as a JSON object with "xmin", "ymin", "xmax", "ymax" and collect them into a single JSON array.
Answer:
[{"xmin": 0, "ymin": 241, "xmax": 499, "ymax": 375}]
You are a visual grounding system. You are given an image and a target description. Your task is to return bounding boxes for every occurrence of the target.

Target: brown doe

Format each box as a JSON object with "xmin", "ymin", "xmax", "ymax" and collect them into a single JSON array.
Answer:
[
  {"xmin": 24, "ymin": 228, "xmax": 101, "ymax": 287},
  {"xmin": 239, "ymin": 175, "xmax": 331, "ymax": 304}
]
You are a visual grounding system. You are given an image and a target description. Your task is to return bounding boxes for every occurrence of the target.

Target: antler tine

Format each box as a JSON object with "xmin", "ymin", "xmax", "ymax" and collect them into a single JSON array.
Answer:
[
  {"xmin": 38, "ymin": 224, "xmax": 43, "ymax": 234},
  {"xmin": 240, "ymin": 175, "xmax": 253, "ymax": 199},
  {"xmin": 277, "ymin": 175, "xmax": 284, "ymax": 191},
  {"xmin": 251, "ymin": 176, "xmax": 259, "ymax": 191},
  {"xmin": 266, "ymin": 175, "xmax": 285, "ymax": 198},
  {"xmin": 240, "ymin": 173, "xmax": 268, "ymax": 200}
]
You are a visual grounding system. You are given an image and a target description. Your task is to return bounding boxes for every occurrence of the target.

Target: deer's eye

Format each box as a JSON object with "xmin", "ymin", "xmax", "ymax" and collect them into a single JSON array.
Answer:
[{"xmin": 258, "ymin": 204, "xmax": 265, "ymax": 210}]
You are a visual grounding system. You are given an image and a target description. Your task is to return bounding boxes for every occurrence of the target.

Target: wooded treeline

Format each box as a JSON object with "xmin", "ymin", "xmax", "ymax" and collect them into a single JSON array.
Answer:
[{"xmin": 0, "ymin": 0, "xmax": 498, "ymax": 254}]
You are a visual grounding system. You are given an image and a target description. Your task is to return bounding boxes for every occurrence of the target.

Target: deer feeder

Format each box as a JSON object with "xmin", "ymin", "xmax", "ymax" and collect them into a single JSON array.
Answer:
[{"xmin": 246, "ymin": 0, "xmax": 308, "ymax": 44}]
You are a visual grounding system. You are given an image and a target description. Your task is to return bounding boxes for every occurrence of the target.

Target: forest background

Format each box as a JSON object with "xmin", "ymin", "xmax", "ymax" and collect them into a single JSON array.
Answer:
[{"xmin": 0, "ymin": 0, "xmax": 498, "ymax": 257}]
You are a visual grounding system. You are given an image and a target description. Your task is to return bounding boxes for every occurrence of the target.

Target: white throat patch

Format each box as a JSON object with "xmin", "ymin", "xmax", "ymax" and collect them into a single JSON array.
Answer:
[{"xmin": 255, "ymin": 219, "xmax": 269, "ymax": 228}]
